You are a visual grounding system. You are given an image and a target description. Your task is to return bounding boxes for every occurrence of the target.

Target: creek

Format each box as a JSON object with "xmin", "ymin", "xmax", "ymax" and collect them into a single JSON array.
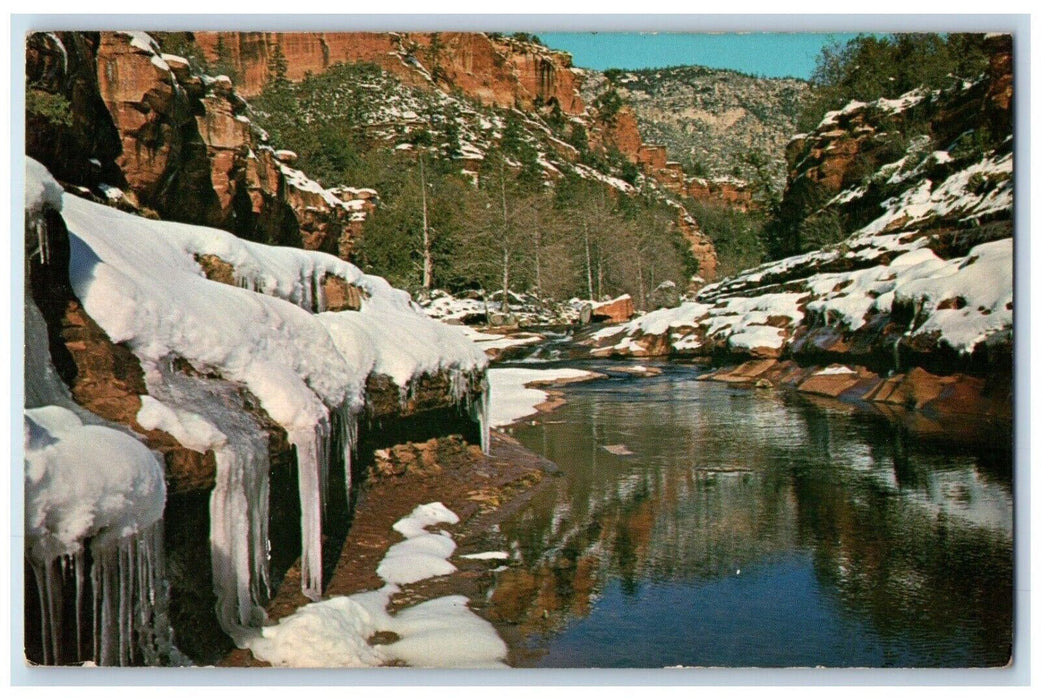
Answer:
[{"xmin": 487, "ymin": 361, "xmax": 1013, "ymax": 668}]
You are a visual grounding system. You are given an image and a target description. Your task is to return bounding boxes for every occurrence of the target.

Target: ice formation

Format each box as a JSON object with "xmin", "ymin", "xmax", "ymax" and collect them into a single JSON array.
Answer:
[
  {"xmin": 26, "ymin": 158, "xmax": 490, "ymax": 650},
  {"xmin": 244, "ymin": 502, "xmax": 508, "ymax": 668},
  {"xmin": 24, "ymin": 406, "xmax": 170, "ymax": 665}
]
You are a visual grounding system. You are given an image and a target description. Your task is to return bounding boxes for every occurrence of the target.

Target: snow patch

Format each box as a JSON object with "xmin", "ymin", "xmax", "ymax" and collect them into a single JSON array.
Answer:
[
  {"xmin": 245, "ymin": 502, "xmax": 507, "ymax": 668},
  {"xmin": 488, "ymin": 367, "xmax": 598, "ymax": 427}
]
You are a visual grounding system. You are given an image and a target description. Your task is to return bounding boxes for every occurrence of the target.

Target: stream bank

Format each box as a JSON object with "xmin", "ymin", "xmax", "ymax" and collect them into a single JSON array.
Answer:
[{"xmin": 220, "ymin": 429, "xmax": 561, "ymax": 667}]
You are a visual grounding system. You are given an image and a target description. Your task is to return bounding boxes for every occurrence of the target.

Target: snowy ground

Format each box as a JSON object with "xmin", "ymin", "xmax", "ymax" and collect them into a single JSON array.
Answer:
[
  {"xmin": 243, "ymin": 502, "xmax": 508, "ymax": 668},
  {"xmin": 457, "ymin": 326, "xmax": 545, "ymax": 355}
]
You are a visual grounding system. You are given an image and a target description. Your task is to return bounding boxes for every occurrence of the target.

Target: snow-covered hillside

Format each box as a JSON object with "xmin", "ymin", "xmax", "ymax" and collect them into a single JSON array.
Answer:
[{"xmin": 584, "ymin": 74, "xmax": 1014, "ymax": 367}]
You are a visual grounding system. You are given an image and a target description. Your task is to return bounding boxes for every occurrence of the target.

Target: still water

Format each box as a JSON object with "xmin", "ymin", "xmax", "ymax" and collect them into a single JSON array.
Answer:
[{"xmin": 489, "ymin": 363, "xmax": 1013, "ymax": 668}]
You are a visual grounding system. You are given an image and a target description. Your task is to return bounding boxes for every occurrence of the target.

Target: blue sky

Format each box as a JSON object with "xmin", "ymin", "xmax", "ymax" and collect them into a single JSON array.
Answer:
[{"xmin": 538, "ymin": 32, "xmax": 867, "ymax": 80}]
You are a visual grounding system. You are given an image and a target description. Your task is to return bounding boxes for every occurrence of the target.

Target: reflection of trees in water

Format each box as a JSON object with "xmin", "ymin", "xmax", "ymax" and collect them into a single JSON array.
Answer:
[
  {"xmin": 490, "ymin": 384, "xmax": 807, "ymax": 651},
  {"xmin": 488, "ymin": 374, "xmax": 1013, "ymax": 666},
  {"xmin": 793, "ymin": 456, "xmax": 1013, "ymax": 666}
]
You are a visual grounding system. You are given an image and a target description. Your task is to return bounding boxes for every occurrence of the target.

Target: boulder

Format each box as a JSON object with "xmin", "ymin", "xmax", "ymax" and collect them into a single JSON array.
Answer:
[{"xmin": 591, "ymin": 294, "xmax": 635, "ymax": 324}]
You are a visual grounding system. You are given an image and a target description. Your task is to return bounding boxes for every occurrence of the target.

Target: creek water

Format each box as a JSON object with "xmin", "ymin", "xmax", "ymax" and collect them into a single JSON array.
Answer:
[{"xmin": 489, "ymin": 362, "xmax": 1013, "ymax": 668}]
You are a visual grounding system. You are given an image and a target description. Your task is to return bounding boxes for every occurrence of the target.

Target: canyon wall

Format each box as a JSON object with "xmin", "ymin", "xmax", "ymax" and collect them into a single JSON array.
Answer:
[
  {"xmin": 27, "ymin": 31, "xmax": 373, "ymax": 258},
  {"xmin": 192, "ymin": 31, "xmax": 585, "ymax": 114}
]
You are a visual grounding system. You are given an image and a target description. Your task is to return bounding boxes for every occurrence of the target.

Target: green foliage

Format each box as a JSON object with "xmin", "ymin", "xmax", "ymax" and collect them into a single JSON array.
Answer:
[
  {"xmin": 798, "ymin": 33, "xmax": 991, "ymax": 132},
  {"xmin": 797, "ymin": 209, "xmax": 846, "ymax": 251},
  {"xmin": 247, "ymin": 56, "xmax": 704, "ymax": 306},
  {"xmin": 153, "ymin": 32, "xmax": 210, "ymax": 74},
  {"xmin": 602, "ymin": 68, "xmax": 623, "ymax": 82},
  {"xmin": 595, "ymin": 88, "xmax": 624, "ymax": 122},
  {"xmin": 26, "ymin": 87, "xmax": 72, "ymax": 127},
  {"xmin": 211, "ymin": 35, "xmax": 242, "ymax": 84},
  {"xmin": 761, "ymin": 176, "xmax": 830, "ymax": 259},
  {"xmin": 949, "ymin": 126, "xmax": 999, "ymax": 163},
  {"xmin": 567, "ymin": 122, "xmax": 589, "ymax": 156},
  {"xmin": 510, "ymin": 32, "xmax": 544, "ymax": 46},
  {"xmin": 267, "ymin": 43, "xmax": 291, "ymax": 93},
  {"xmin": 543, "ymin": 100, "xmax": 567, "ymax": 131},
  {"xmin": 686, "ymin": 199, "xmax": 766, "ymax": 278},
  {"xmin": 607, "ymin": 147, "xmax": 640, "ymax": 185}
]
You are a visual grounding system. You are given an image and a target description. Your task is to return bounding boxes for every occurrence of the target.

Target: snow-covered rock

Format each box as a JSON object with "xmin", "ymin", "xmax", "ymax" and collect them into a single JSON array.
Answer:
[{"xmin": 26, "ymin": 157, "xmax": 492, "ymax": 652}]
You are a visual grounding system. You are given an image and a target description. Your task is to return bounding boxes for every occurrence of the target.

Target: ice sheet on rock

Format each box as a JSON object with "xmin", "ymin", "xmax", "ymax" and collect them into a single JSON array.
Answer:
[{"xmin": 139, "ymin": 359, "xmax": 274, "ymax": 634}]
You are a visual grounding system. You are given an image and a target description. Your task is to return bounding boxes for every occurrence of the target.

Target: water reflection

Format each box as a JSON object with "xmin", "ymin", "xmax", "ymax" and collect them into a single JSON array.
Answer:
[{"xmin": 490, "ymin": 365, "xmax": 1013, "ymax": 668}]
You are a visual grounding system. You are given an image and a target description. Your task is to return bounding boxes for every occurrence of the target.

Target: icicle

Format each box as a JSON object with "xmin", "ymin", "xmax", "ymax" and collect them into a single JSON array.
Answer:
[
  {"xmin": 118, "ymin": 543, "xmax": 129, "ymax": 665},
  {"xmin": 209, "ymin": 437, "xmax": 271, "ymax": 641},
  {"xmin": 74, "ymin": 550, "xmax": 85, "ymax": 659},
  {"xmin": 447, "ymin": 368, "xmax": 491, "ymax": 455},
  {"xmin": 44, "ymin": 557, "xmax": 63, "ymax": 664},
  {"xmin": 469, "ymin": 373, "xmax": 491, "ymax": 455},
  {"xmin": 313, "ymin": 268, "xmax": 326, "ymax": 314},
  {"xmin": 34, "ymin": 216, "xmax": 50, "ymax": 265},
  {"xmin": 30, "ymin": 558, "xmax": 51, "ymax": 664},
  {"xmin": 93, "ymin": 543, "xmax": 117, "ymax": 665},
  {"xmin": 333, "ymin": 405, "xmax": 359, "ymax": 504},
  {"xmin": 288, "ymin": 419, "xmax": 331, "ymax": 601},
  {"xmin": 64, "ymin": 521, "xmax": 173, "ymax": 666}
]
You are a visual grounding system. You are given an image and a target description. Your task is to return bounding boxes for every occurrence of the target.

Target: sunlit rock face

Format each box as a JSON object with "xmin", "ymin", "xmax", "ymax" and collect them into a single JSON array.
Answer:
[
  {"xmin": 192, "ymin": 31, "xmax": 586, "ymax": 115},
  {"xmin": 27, "ymin": 31, "xmax": 373, "ymax": 257}
]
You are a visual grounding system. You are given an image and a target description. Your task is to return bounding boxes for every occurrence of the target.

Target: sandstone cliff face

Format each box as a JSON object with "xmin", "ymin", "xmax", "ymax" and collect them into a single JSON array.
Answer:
[
  {"xmin": 26, "ymin": 33, "xmax": 124, "ymax": 188},
  {"xmin": 27, "ymin": 31, "xmax": 373, "ymax": 258},
  {"xmin": 182, "ymin": 31, "xmax": 722, "ymax": 280},
  {"xmin": 192, "ymin": 31, "xmax": 585, "ymax": 114}
]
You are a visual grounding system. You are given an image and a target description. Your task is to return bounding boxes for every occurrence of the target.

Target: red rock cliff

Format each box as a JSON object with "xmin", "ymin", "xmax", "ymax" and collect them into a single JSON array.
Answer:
[
  {"xmin": 28, "ymin": 31, "xmax": 371, "ymax": 259},
  {"xmin": 193, "ymin": 31, "xmax": 585, "ymax": 114}
]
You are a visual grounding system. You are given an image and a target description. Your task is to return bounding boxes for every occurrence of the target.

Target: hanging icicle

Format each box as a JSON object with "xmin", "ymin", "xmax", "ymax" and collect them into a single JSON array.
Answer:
[{"xmin": 25, "ymin": 406, "xmax": 172, "ymax": 665}]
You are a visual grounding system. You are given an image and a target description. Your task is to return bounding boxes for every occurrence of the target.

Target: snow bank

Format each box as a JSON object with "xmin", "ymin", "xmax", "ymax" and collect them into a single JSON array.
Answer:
[
  {"xmin": 25, "ymin": 406, "xmax": 171, "ymax": 665},
  {"xmin": 893, "ymin": 238, "xmax": 1014, "ymax": 353},
  {"xmin": 377, "ymin": 503, "xmax": 460, "ymax": 584},
  {"xmin": 25, "ymin": 406, "xmax": 165, "ymax": 560},
  {"xmin": 245, "ymin": 502, "xmax": 507, "ymax": 668},
  {"xmin": 488, "ymin": 367, "xmax": 599, "ymax": 427}
]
